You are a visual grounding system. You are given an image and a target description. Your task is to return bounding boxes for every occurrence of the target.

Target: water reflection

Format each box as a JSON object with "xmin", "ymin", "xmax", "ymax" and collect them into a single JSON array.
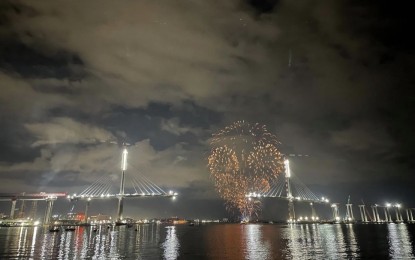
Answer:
[
  {"xmin": 245, "ymin": 224, "xmax": 271, "ymax": 260},
  {"xmin": 162, "ymin": 226, "xmax": 179, "ymax": 259},
  {"xmin": 344, "ymin": 224, "xmax": 359, "ymax": 258},
  {"xmin": 283, "ymin": 224, "xmax": 361, "ymax": 259},
  {"xmin": 388, "ymin": 224, "xmax": 414, "ymax": 259},
  {"xmin": 1, "ymin": 223, "xmax": 415, "ymax": 259}
]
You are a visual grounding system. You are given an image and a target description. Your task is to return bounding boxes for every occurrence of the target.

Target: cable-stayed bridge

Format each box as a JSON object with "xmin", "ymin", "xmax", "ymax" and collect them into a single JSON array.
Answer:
[
  {"xmin": 1, "ymin": 152, "xmax": 414, "ymax": 225},
  {"xmin": 0, "ymin": 146, "xmax": 177, "ymax": 225},
  {"xmin": 247, "ymin": 159, "xmax": 415, "ymax": 224},
  {"xmin": 247, "ymin": 159, "xmax": 330, "ymax": 222},
  {"xmin": 67, "ymin": 147, "xmax": 177, "ymax": 224}
]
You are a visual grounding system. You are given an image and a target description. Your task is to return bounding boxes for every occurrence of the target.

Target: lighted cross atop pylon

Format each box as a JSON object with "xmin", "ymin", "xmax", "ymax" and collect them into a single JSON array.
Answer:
[
  {"xmin": 68, "ymin": 143, "xmax": 177, "ymax": 223},
  {"xmin": 246, "ymin": 158, "xmax": 330, "ymax": 222}
]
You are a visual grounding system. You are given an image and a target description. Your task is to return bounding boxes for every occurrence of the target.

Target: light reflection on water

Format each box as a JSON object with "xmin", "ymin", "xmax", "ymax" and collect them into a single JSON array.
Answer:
[
  {"xmin": 0, "ymin": 223, "xmax": 414, "ymax": 259},
  {"xmin": 245, "ymin": 224, "xmax": 270, "ymax": 260},
  {"xmin": 162, "ymin": 226, "xmax": 180, "ymax": 259},
  {"xmin": 388, "ymin": 223, "xmax": 415, "ymax": 259}
]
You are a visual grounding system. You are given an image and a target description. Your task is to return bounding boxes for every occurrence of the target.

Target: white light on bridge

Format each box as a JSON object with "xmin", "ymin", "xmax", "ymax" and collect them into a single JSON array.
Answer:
[
  {"xmin": 284, "ymin": 159, "xmax": 291, "ymax": 178},
  {"xmin": 121, "ymin": 148, "xmax": 128, "ymax": 171},
  {"xmin": 386, "ymin": 203, "xmax": 391, "ymax": 207}
]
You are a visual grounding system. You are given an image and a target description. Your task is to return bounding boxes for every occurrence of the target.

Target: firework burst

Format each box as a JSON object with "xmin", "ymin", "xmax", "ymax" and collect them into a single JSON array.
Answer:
[{"xmin": 208, "ymin": 121, "xmax": 284, "ymax": 220}]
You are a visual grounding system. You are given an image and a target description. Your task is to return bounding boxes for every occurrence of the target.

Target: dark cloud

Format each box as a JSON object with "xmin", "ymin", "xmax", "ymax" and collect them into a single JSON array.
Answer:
[{"xmin": 0, "ymin": 0, "xmax": 414, "ymax": 219}]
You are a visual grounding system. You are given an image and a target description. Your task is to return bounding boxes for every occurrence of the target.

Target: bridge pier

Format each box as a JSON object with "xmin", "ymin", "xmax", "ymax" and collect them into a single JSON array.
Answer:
[
  {"xmin": 310, "ymin": 203, "xmax": 317, "ymax": 221},
  {"xmin": 395, "ymin": 207, "xmax": 403, "ymax": 222},
  {"xmin": 18, "ymin": 200, "xmax": 25, "ymax": 219},
  {"xmin": 358, "ymin": 205, "xmax": 368, "ymax": 222},
  {"xmin": 43, "ymin": 199, "xmax": 55, "ymax": 225},
  {"xmin": 9, "ymin": 199, "xmax": 17, "ymax": 219},
  {"xmin": 288, "ymin": 199, "xmax": 295, "ymax": 222},
  {"xmin": 331, "ymin": 204, "xmax": 340, "ymax": 222},
  {"xmin": 375, "ymin": 206, "xmax": 381, "ymax": 222},
  {"xmin": 410, "ymin": 209, "xmax": 414, "ymax": 222},
  {"xmin": 371, "ymin": 206, "xmax": 376, "ymax": 222},
  {"xmin": 346, "ymin": 204, "xmax": 354, "ymax": 221},
  {"xmin": 405, "ymin": 209, "xmax": 411, "ymax": 223},
  {"xmin": 84, "ymin": 199, "xmax": 90, "ymax": 224},
  {"xmin": 384, "ymin": 207, "xmax": 392, "ymax": 222},
  {"xmin": 29, "ymin": 201, "xmax": 38, "ymax": 220}
]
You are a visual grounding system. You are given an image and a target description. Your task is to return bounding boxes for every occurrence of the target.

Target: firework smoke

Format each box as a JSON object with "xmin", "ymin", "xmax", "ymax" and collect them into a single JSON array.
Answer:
[{"xmin": 208, "ymin": 121, "xmax": 284, "ymax": 220}]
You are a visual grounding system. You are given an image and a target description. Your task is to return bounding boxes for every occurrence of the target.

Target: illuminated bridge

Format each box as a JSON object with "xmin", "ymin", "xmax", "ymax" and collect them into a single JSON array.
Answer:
[
  {"xmin": 0, "ymin": 192, "xmax": 67, "ymax": 224},
  {"xmin": 67, "ymin": 146, "xmax": 178, "ymax": 224},
  {"xmin": 247, "ymin": 159, "xmax": 415, "ymax": 224},
  {"xmin": 1, "ymin": 146, "xmax": 177, "ymax": 225}
]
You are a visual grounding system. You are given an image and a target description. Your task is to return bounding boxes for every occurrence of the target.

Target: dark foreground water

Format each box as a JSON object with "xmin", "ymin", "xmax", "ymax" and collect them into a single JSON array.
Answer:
[{"xmin": 1, "ymin": 223, "xmax": 415, "ymax": 259}]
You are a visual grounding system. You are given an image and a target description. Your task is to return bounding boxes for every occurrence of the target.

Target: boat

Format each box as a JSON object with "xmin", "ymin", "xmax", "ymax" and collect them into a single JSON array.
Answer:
[
  {"xmin": 49, "ymin": 227, "xmax": 60, "ymax": 232},
  {"xmin": 188, "ymin": 222, "xmax": 195, "ymax": 226},
  {"xmin": 65, "ymin": 226, "xmax": 76, "ymax": 231}
]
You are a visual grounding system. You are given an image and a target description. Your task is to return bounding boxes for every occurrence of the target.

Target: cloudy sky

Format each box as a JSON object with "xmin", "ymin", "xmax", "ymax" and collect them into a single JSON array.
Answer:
[{"xmin": 0, "ymin": 0, "xmax": 414, "ymax": 220}]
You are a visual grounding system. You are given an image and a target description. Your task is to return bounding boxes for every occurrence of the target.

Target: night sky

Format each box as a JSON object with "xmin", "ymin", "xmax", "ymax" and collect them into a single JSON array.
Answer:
[{"xmin": 0, "ymin": 0, "xmax": 414, "ymax": 220}]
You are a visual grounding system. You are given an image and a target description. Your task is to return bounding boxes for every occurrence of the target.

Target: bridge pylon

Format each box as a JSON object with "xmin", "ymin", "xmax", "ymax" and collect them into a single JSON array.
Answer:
[
  {"xmin": 117, "ymin": 148, "xmax": 128, "ymax": 223},
  {"xmin": 284, "ymin": 159, "xmax": 296, "ymax": 222}
]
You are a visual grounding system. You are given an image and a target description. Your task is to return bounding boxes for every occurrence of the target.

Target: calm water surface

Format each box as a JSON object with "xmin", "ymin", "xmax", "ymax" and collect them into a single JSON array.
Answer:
[{"xmin": 1, "ymin": 223, "xmax": 414, "ymax": 259}]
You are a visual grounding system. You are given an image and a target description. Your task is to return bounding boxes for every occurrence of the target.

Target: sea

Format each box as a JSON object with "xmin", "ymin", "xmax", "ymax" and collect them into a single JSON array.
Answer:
[{"xmin": 0, "ymin": 223, "xmax": 414, "ymax": 259}]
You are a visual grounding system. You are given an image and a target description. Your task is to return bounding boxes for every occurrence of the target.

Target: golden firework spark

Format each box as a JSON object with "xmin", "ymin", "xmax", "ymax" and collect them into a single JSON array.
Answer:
[{"xmin": 208, "ymin": 121, "xmax": 284, "ymax": 220}]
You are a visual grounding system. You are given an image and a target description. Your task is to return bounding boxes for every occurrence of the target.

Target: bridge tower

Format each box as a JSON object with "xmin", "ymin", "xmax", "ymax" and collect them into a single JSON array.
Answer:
[
  {"xmin": 284, "ymin": 159, "xmax": 295, "ymax": 222},
  {"xmin": 117, "ymin": 147, "xmax": 128, "ymax": 222}
]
